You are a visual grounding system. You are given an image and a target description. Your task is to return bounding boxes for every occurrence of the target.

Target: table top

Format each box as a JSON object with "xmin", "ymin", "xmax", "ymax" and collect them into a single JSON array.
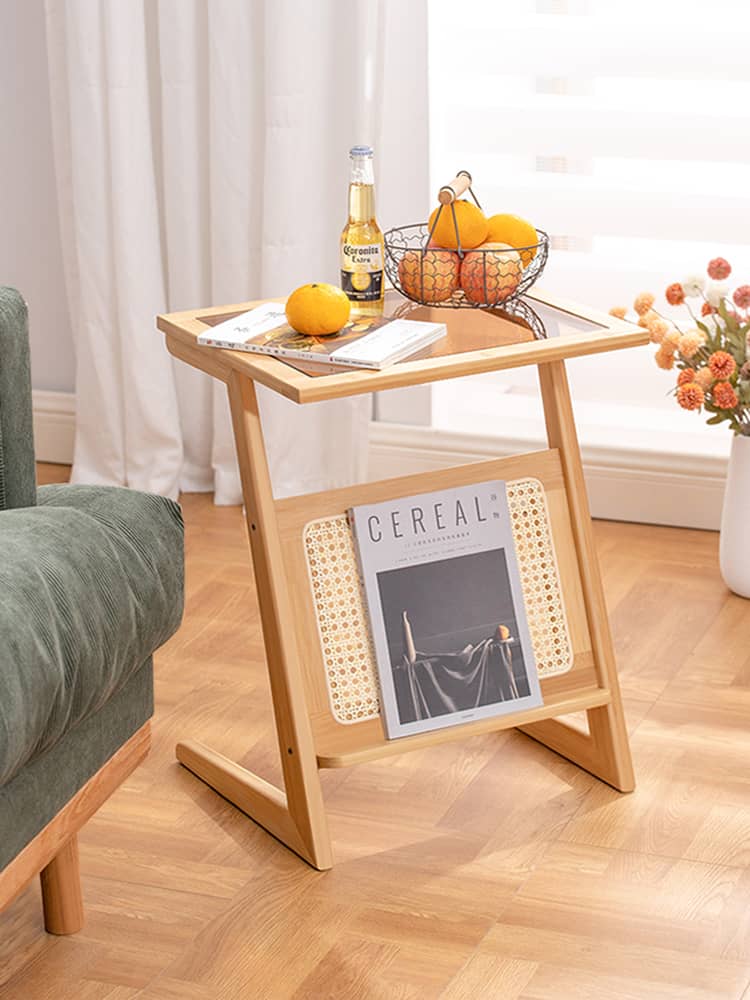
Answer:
[{"xmin": 157, "ymin": 288, "xmax": 648, "ymax": 405}]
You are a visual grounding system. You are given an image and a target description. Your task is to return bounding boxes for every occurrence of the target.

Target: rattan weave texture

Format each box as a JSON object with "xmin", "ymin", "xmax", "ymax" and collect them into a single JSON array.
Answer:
[{"xmin": 303, "ymin": 478, "xmax": 572, "ymax": 725}]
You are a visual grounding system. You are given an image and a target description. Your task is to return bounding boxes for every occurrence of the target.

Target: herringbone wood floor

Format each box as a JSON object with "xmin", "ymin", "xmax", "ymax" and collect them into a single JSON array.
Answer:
[{"xmin": 2, "ymin": 465, "xmax": 750, "ymax": 999}]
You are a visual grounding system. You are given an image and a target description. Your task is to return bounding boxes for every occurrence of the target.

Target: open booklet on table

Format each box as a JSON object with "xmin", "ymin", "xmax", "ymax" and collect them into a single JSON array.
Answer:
[{"xmin": 197, "ymin": 301, "xmax": 447, "ymax": 370}]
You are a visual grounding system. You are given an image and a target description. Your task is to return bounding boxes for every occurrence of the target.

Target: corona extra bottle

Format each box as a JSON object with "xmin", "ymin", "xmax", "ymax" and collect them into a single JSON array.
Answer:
[{"xmin": 340, "ymin": 145, "xmax": 384, "ymax": 316}]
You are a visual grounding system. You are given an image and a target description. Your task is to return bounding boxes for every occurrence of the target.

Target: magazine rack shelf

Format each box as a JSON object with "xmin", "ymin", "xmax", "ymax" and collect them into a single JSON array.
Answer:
[{"xmin": 158, "ymin": 289, "xmax": 647, "ymax": 871}]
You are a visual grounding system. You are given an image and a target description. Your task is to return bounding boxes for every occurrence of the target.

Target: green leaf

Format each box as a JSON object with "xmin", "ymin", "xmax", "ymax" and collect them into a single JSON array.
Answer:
[
  {"xmin": 719, "ymin": 299, "xmax": 740, "ymax": 334},
  {"xmin": 706, "ymin": 413, "xmax": 725, "ymax": 425}
]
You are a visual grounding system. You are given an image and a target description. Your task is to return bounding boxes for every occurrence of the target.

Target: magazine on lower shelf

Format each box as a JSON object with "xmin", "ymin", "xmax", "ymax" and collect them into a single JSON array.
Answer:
[
  {"xmin": 349, "ymin": 480, "xmax": 542, "ymax": 739},
  {"xmin": 197, "ymin": 301, "xmax": 446, "ymax": 370}
]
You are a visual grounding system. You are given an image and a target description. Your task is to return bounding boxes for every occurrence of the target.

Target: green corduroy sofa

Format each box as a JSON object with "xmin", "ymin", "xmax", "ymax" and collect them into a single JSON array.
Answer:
[{"xmin": 0, "ymin": 287, "xmax": 184, "ymax": 934}]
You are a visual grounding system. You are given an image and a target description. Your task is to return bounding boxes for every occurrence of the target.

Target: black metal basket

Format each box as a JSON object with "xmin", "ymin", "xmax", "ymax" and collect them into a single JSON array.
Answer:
[
  {"xmin": 383, "ymin": 170, "xmax": 548, "ymax": 308},
  {"xmin": 384, "ymin": 224, "xmax": 548, "ymax": 309}
]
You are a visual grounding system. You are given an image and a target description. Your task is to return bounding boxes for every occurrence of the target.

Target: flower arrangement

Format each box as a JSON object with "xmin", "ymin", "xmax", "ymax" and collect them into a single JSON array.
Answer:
[{"xmin": 611, "ymin": 258, "xmax": 750, "ymax": 435}]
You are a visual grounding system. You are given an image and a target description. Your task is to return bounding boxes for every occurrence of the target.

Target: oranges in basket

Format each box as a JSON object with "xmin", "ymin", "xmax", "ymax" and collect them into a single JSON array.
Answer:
[
  {"xmin": 459, "ymin": 243, "xmax": 521, "ymax": 305},
  {"xmin": 389, "ymin": 174, "xmax": 544, "ymax": 307},
  {"xmin": 397, "ymin": 249, "xmax": 461, "ymax": 303},
  {"xmin": 486, "ymin": 214, "xmax": 538, "ymax": 267},
  {"xmin": 427, "ymin": 200, "xmax": 488, "ymax": 251}
]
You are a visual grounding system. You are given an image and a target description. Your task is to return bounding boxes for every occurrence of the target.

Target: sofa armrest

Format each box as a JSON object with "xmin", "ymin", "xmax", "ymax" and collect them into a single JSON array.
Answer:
[{"xmin": 0, "ymin": 287, "xmax": 36, "ymax": 510}]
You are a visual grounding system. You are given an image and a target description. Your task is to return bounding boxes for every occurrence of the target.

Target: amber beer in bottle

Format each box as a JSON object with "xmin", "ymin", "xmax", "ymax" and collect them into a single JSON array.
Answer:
[{"xmin": 340, "ymin": 145, "xmax": 385, "ymax": 316}]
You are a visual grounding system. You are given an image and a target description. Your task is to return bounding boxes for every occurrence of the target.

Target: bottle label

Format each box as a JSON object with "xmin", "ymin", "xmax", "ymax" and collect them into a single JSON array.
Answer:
[
  {"xmin": 340, "ymin": 268, "xmax": 383, "ymax": 301},
  {"xmin": 341, "ymin": 242, "xmax": 383, "ymax": 302},
  {"xmin": 341, "ymin": 242, "xmax": 383, "ymax": 270}
]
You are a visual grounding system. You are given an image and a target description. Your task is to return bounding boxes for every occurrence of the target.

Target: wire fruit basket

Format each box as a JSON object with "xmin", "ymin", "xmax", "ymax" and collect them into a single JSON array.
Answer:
[{"xmin": 384, "ymin": 170, "xmax": 548, "ymax": 309}]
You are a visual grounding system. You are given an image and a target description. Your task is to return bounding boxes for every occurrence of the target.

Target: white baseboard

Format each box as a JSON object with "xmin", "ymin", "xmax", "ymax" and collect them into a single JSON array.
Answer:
[
  {"xmin": 32, "ymin": 394, "xmax": 726, "ymax": 530},
  {"xmin": 32, "ymin": 390, "xmax": 75, "ymax": 464},
  {"xmin": 368, "ymin": 422, "xmax": 727, "ymax": 531}
]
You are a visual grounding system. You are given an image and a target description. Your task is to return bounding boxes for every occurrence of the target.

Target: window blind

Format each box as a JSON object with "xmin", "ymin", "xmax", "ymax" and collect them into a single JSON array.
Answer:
[{"xmin": 428, "ymin": 0, "xmax": 750, "ymax": 415}]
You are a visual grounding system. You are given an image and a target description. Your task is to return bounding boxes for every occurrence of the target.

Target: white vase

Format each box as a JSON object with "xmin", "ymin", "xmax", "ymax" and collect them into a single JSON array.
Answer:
[{"xmin": 719, "ymin": 433, "xmax": 750, "ymax": 599}]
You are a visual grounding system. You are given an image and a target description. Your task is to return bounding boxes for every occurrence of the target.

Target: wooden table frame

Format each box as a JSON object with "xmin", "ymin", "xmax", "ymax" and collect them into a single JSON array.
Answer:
[{"xmin": 158, "ymin": 291, "xmax": 645, "ymax": 871}]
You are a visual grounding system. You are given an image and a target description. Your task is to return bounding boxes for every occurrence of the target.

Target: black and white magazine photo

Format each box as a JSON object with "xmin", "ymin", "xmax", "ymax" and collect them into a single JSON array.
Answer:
[{"xmin": 377, "ymin": 548, "xmax": 531, "ymax": 728}]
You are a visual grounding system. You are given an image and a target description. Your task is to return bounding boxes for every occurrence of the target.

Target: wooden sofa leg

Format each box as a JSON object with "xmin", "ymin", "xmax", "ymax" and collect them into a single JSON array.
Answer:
[{"xmin": 39, "ymin": 836, "xmax": 84, "ymax": 935}]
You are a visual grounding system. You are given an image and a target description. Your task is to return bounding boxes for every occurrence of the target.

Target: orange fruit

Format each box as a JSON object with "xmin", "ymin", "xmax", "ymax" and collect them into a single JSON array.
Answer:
[
  {"xmin": 459, "ymin": 242, "xmax": 522, "ymax": 305},
  {"xmin": 285, "ymin": 282, "xmax": 351, "ymax": 336},
  {"xmin": 486, "ymin": 214, "xmax": 538, "ymax": 267},
  {"xmin": 427, "ymin": 200, "xmax": 488, "ymax": 250},
  {"xmin": 398, "ymin": 249, "xmax": 460, "ymax": 303}
]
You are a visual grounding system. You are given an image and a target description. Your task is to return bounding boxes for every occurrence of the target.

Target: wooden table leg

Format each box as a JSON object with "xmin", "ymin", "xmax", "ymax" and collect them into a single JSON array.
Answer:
[
  {"xmin": 176, "ymin": 372, "xmax": 333, "ymax": 870},
  {"xmin": 519, "ymin": 360, "xmax": 635, "ymax": 792}
]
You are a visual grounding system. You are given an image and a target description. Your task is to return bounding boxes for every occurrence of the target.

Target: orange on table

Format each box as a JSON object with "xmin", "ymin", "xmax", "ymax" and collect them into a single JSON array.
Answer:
[
  {"xmin": 398, "ymin": 248, "xmax": 460, "ymax": 303},
  {"xmin": 459, "ymin": 242, "xmax": 521, "ymax": 305},
  {"xmin": 427, "ymin": 199, "xmax": 488, "ymax": 250},
  {"xmin": 285, "ymin": 283, "xmax": 351, "ymax": 336},
  {"xmin": 486, "ymin": 214, "xmax": 538, "ymax": 267}
]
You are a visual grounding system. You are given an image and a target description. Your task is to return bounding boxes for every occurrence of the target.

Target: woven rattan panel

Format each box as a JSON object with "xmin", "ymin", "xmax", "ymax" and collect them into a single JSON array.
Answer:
[{"xmin": 303, "ymin": 477, "xmax": 572, "ymax": 725}]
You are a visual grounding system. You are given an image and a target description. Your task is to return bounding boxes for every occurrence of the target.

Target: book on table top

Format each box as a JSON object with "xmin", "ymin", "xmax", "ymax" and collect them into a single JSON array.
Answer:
[
  {"xmin": 349, "ymin": 480, "xmax": 542, "ymax": 739},
  {"xmin": 197, "ymin": 301, "xmax": 446, "ymax": 370}
]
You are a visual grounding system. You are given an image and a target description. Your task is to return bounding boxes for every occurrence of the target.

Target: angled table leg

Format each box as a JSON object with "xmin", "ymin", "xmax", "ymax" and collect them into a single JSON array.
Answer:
[
  {"xmin": 176, "ymin": 371, "xmax": 333, "ymax": 870},
  {"xmin": 519, "ymin": 360, "xmax": 635, "ymax": 792}
]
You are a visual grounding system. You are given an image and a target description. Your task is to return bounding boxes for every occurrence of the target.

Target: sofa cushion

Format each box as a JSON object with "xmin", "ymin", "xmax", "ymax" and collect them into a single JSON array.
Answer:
[{"xmin": 0, "ymin": 485, "xmax": 183, "ymax": 787}]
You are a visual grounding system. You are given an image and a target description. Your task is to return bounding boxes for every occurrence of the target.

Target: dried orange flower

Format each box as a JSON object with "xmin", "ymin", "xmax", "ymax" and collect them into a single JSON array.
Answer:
[
  {"xmin": 677, "ymin": 368, "xmax": 696, "ymax": 386},
  {"xmin": 678, "ymin": 332, "xmax": 704, "ymax": 359},
  {"xmin": 638, "ymin": 309, "xmax": 658, "ymax": 329},
  {"xmin": 662, "ymin": 329, "xmax": 682, "ymax": 350},
  {"xmin": 634, "ymin": 292, "xmax": 655, "ymax": 315},
  {"xmin": 708, "ymin": 351, "xmax": 736, "ymax": 379},
  {"xmin": 701, "ymin": 301, "xmax": 716, "ymax": 316},
  {"xmin": 609, "ymin": 306, "xmax": 627, "ymax": 319},
  {"xmin": 649, "ymin": 318, "xmax": 670, "ymax": 343},
  {"xmin": 694, "ymin": 367, "xmax": 714, "ymax": 391},
  {"xmin": 712, "ymin": 381, "xmax": 739, "ymax": 409},
  {"xmin": 666, "ymin": 283, "xmax": 685, "ymax": 305},
  {"xmin": 733, "ymin": 285, "xmax": 750, "ymax": 310},
  {"xmin": 676, "ymin": 382, "xmax": 704, "ymax": 410},
  {"xmin": 655, "ymin": 346, "xmax": 675, "ymax": 370}
]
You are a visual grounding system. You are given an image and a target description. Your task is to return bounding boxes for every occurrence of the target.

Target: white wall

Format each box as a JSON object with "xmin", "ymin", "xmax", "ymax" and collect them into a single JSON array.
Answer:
[{"xmin": 0, "ymin": 0, "xmax": 75, "ymax": 392}]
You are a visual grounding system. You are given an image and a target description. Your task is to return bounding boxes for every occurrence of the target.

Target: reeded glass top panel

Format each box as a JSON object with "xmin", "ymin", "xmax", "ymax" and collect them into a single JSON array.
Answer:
[
  {"xmin": 195, "ymin": 288, "xmax": 624, "ymax": 382},
  {"xmin": 382, "ymin": 290, "xmax": 605, "ymax": 366}
]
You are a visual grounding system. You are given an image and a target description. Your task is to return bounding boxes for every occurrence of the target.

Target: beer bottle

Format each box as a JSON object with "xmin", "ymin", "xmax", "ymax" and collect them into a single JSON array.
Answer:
[{"xmin": 340, "ymin": 145, "xmax": 385, "ymax": 316}]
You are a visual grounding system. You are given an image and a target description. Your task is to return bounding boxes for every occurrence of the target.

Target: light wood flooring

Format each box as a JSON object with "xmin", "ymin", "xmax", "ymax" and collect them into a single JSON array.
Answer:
[{"xmin": 2, "ymin": 465, "xmax": 750, "ymax": 999}]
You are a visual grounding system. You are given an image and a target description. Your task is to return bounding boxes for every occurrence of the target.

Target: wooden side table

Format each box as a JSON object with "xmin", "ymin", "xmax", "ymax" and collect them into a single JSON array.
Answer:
[{"xmin": 157, "ymin": 289, "xmax": 647, "ymax": 871}]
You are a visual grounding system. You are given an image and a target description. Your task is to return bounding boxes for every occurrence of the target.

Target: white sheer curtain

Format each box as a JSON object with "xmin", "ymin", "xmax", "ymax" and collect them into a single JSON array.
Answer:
[{"xmin": 44, "ymin": 0, "xmax": 424, "ymax": 503}]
